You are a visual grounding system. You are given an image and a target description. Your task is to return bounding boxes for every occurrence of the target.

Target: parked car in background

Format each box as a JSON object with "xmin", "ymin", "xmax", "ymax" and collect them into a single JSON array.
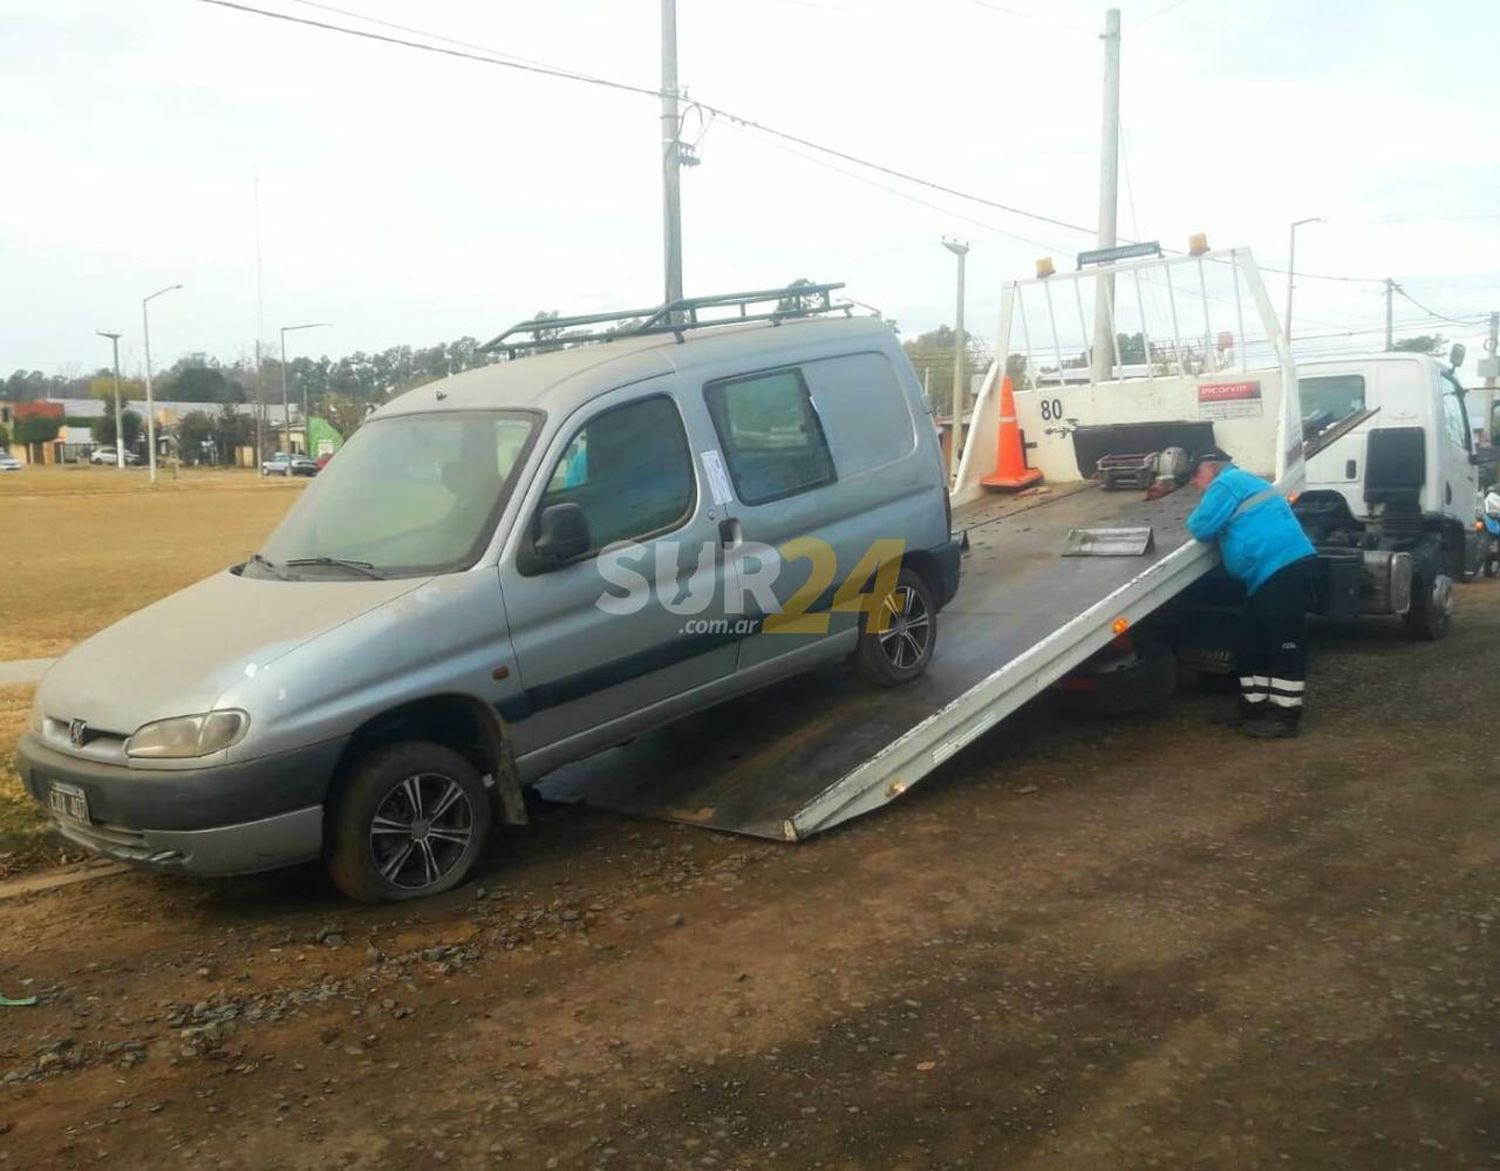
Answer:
[
  {"xmin": 261, "ymin": 452, "xmax": 319, "ymax": 477},
  {"xmin": 89, "ymin": 447, "xmax": 142, "ymax": 466},
  {"xmin": 0, "ymin": 452, "xmax": 22, "ymax": 472}
]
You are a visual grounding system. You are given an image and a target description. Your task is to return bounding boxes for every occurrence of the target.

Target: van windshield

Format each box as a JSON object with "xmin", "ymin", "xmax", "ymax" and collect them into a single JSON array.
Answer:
[{"xmin": 249, "ymin": 410, "xmax": 538, "ymax": 579}]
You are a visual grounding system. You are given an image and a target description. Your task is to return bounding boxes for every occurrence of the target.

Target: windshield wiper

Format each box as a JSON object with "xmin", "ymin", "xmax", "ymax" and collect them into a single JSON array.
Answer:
[
  {"xmin": 248, "ymin": 552, "xmax": 291, "ymax": 581},
  {"xmin": 284, "ymin": 556, "xmax": 387, "ymax": 580}
]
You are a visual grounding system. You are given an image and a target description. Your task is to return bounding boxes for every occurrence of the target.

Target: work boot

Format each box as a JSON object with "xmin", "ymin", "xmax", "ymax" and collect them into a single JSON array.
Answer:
[
  {"xmin": 1215, "ymin": 701, "xmax": 1266, "ymax": 728},
  {"xmin": 1244, "ymin": 711, "xmax": 1299, "ymax": 739}
]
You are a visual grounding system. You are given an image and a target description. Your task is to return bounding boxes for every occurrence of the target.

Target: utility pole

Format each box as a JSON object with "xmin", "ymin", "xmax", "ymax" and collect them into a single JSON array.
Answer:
[
  {"xmin": 942, "ymin": 239, "xmax": 970, "ymax": 484},
  {"xmin": 96, "ymin": 331, "xmax": 125, "ymax": 469},
  {"xmin": 1483, "ymin": 311, "xmax": 1499, "ymax": 446},
  {"xmin": 1090, "ymin": 8, "xmax": 1121, "ymax": 384},
  {"xmin": 1384, "ymin": 279, "xmax": 1395, "ymax": 351},
  {"xmin": 660, "ymin": 0, "xmax": 684, "ymax": 311}
]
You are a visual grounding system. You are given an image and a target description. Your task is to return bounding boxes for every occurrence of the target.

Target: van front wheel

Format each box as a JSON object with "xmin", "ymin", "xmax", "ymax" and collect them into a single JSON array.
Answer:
[
  {"xmin": 326, "ymin": 741, "xmax": 491, "ymax": 903},
  {"xmin": 852, "ymin": 567, "xmax": 937, "ymax": 687}
]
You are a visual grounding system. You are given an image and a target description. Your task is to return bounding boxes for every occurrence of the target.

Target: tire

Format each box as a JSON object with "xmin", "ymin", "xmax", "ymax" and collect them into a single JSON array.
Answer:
[
  {"xmin": 325, "ymin": 741, "xmax": 491, "ymax": 903},
  {"xmin": 851, "ymin": 567, "xmax": 937, "ymax": 687},
  {"xmin": 1404, "ymin": 572, "xmax": 1453, "ymax": 641}
]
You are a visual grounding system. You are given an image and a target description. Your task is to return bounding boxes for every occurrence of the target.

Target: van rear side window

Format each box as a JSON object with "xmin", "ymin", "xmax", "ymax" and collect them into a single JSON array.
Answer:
[
  {"xmin": 1301, "ymin": 374, "xmax": 1365, "ymax": 438},
  {"xmin": 704, "ymin": 368, "xmax": 836, "ymax": 505}
]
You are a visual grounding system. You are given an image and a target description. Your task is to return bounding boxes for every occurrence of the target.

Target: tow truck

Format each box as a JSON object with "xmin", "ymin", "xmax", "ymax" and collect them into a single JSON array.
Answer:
[{"xmin": 540, "ymin": 240, "xmax": 1317, "ymax": 839}]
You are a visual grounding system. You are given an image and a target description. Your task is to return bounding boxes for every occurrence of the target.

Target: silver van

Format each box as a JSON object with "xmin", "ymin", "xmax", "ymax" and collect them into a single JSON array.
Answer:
[{"xmin": 19, "ymin": 287, "xmax": 960, "ymax": 901}]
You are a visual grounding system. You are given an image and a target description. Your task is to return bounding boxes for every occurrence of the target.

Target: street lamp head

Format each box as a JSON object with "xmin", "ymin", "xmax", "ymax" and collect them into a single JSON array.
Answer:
[
  {"xmin": 96, "ymin": 329, "xmax": 121, "ymax": 341},
  {"xmin": 942, "ymin": 238, "xmax": 970, "ymax": 257},
  {"xmin": 143, "ymin": 283, "xmax": 184, "ymax": 305}
]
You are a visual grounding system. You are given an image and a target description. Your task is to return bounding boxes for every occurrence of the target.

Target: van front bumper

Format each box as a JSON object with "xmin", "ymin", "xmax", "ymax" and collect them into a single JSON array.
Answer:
[{"xmin": 16, "ymin": 732, "xmax": 346, "ymax": 877}]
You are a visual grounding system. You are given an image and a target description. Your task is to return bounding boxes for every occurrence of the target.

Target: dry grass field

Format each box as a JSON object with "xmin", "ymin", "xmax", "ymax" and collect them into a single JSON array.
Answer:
[
  {"xmin": 0, "ymin": 464, "xmax": 305, "ymax": 662},
  {"xmin": 0, "ymin": 466, "xmax": 304, "ymax": 864}
]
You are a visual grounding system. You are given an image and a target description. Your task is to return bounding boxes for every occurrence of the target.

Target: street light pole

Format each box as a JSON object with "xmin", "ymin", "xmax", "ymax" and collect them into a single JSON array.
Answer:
[
  {"xmin": 279, "ymin": 322, "xmax": 332, "ymax": 455},
  {"xmin": 942, "ymin": 238, "xmax": 970, "ymax": 485},
  {"xmin": 1284, "ymin": 216, "xmax": 1324, "ymax": 347},
  {"xmin": 95, "ymin": 330, "xmax": 124, "ymax": 470},
  {"xmin": 141, "ymin": 283, "xmax": 183, "ymax": 486}
]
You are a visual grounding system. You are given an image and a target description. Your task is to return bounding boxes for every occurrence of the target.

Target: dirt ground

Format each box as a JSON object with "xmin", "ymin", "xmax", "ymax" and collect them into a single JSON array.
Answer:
[
  {"xmin": 0, "ymin": 466, "xmax": 304, "ymax": 661},
  {"xmin": 3, "ymin": 581, "xmax": 1500, "ymax": 1170}
]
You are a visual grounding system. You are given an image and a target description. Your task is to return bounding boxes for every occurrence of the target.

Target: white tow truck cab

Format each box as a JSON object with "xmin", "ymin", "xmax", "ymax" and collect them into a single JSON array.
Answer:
[{"xmin": 1292, "ymin": 347, "xmax": 1495, "ymax": 639}]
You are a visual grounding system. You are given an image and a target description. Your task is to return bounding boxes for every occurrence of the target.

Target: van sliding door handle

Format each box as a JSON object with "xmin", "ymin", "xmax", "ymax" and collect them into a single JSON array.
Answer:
[{"xmin": 718, "ymin": 518, "xmax": 743, "ymax": 548}]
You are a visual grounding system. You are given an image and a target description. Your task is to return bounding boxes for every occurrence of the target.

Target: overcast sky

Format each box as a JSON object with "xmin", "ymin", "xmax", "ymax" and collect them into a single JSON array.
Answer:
[{"xmin": 3, "ymin": 0, "xmax": 1498, "ymax": 380}]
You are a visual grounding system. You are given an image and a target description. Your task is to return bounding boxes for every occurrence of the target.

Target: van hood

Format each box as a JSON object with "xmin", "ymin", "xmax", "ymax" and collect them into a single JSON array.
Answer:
[{"xmin": 35, "ymin": 570, "xmax": 427, "ymax": 737}]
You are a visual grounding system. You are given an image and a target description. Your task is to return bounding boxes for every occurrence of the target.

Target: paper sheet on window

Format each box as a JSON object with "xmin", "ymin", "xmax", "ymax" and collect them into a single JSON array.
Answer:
[{"xmin": 700, "ymin": 449, "xmax": 735, "ymax": 506}]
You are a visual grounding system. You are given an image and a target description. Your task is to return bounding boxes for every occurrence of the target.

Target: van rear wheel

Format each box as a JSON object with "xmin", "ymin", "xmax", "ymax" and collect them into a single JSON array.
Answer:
[
  {"xmin": 852, "ymin": 567, "xmax": 937, "ymax": 687},
  {"xmin": 326, "ymin": 741, "xmax": 490, "ymax": 903}
]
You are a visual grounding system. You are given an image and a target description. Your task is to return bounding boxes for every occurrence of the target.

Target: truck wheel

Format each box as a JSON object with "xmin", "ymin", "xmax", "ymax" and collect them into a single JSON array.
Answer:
[
  {"xmin": 1404, "ymin": 572, "xmax": 1453, "ymax": 641},
  {"xmin": 326, "ymin": 741, "xmax": 491, "ymax": 903},
  {"xmin": 852, "ymin": 568, "xmax": 937, "ymax": 687}
]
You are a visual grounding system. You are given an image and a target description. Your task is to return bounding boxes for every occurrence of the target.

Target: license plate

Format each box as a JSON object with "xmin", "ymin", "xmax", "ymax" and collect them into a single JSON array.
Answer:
[{"xmin": 48, "ymin": 782, "xmax": 90, "ymax": 824}]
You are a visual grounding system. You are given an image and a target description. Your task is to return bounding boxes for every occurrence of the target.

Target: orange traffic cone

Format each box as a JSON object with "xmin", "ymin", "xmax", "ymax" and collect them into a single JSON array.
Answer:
[{"xmin": 981, "ymin": 376, "xmax": 1044, "ymax": 492}]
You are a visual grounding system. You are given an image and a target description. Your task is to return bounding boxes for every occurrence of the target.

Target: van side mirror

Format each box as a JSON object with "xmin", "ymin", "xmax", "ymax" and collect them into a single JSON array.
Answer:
[
  {"xmin": 533, "ymin": 502, "xmax": 591, "ymax": 564},
  {"xmin": 1469, "ymin": 447, "xmax": 1498, "ymax": 467},
  {"xmin": 1450, "ymin": 343, "xmax": 1467, "ymax": 369}
]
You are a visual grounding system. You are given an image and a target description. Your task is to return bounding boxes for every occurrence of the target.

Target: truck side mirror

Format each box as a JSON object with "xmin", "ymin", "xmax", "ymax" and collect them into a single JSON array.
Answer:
[
  {"xmin": 1450, "ymin": 343, "xmax": 1467, "ymax": 369},
  {"xmin": 533, "ymin": 502, "xmax": 592, "ymax": 564}
]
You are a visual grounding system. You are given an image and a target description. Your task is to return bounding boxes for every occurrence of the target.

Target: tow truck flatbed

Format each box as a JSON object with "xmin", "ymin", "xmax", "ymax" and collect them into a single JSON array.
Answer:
[
  {"xmin": 538, "ymin": 484, "xmax": 1211, "ymax": 840},
  {"xmin": 542, "ymin": 245, "xmax": 1299, "ymax": 843}
]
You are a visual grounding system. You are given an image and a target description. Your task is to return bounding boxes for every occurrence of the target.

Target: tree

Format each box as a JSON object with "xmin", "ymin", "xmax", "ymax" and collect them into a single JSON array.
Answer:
[
  {"xmin": 14, "ymin": 416, "xmax": 60, "ymax": 445},
  {"xmin": 176, "ymin": 411, "xmax": 217, "ymax": 464},
  {"xmin": 214, "ymin": 403, "xmax": 253, "ymax": 463},
  {"xmin": 95, "ymin": 409, "xmax": 143, "ymax": 449},
  {"xmin": 1392, "ymin": 334, "xmax": 1446, "ymax": 355},
  {"xmin": 902, "ymin": 325, "xmax": 993, "ymax": 416},
  {"xmin": 1116, "ymin": 332, "xmax": 1147, "ymax": 364},
  {"xmin": 320, "ymin": 394, "xmax": 368, "ymax": 440},
  {"xmin": 0, "ymin": 420, "xmax": 9, "ymax": 449},
  {"xmin": 160, "ymin": 354, "xmax": 245, "ymax": 403}
]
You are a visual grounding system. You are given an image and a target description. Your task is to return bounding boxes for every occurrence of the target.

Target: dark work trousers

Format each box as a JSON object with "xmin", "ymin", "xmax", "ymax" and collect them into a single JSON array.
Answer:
[{"xmin": 1236, "ymin": 556, "xmax": 1317, "ymax": 724}]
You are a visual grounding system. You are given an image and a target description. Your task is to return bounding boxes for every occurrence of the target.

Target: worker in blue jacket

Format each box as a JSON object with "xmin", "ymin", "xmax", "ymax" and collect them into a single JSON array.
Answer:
[{"xmin": 1186, "ymin": 446, "xmax": 1317, "ymax": 738}]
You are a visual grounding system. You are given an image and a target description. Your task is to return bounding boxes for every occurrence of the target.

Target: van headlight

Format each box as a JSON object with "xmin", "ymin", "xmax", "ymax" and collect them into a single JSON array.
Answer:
[{"xmin": 125, "ymin": 711, "xmax": 249, "ymax": 759}]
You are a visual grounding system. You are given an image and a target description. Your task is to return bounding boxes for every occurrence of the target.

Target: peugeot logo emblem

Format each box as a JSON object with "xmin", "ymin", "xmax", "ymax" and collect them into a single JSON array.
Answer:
[{"xmin": 69, "ymin": 719, "xmax": 88, "ymax": 748}]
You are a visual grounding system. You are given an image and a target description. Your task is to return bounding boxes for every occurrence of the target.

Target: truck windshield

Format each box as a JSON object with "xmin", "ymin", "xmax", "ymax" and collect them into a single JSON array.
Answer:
[
  {"xmin": 250, "ymin": 410, "xmax": 538, "ymax": 579},
  {"xmin": 1300, "ymin": 374, "xmax": 1365, "ymax": 438}
]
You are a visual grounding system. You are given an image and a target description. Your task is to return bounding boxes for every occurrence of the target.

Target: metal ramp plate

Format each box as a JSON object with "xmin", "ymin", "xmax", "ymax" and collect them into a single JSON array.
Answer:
[
  {"xmin": 1062, "ymin": 526, "xmax": 1155, "ymax": 557},
  {"xmin": 537, "ymin": 484, "xmax": 1197, "ymax": 841}
]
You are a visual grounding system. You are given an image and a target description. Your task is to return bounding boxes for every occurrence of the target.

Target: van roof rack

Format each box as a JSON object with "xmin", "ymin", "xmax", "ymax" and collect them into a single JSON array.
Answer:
[{"xmin": 479, "ymin": 281, "xmax": 853, "ymax": 356}]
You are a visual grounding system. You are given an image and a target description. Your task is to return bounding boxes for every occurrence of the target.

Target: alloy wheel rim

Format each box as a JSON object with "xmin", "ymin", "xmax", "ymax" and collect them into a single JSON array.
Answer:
[
  {"xmin": 877, "ymin": 585, "xmax": 931, "ymax": 670},
  {"xmin": 369, "ymin": 772, "xmax": 475, "ymax": 889}
]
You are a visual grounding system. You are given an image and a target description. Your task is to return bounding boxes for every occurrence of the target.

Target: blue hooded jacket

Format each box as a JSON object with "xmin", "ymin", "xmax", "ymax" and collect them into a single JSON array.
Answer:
[{"xmin": 1185, "ymin": 465, "xmax": 1315, "ymax": 594}]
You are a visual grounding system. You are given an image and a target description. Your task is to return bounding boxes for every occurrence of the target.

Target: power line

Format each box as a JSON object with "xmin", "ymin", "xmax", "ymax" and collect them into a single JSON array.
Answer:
[
  {"xmin": 284, "ymin": 0, "xmax": 576, "ymax": 72},
  {"xmin": 722, "ymin": 121, "xmax": 1074, "ymax": 255},
  {"xmin": 1140, "ymin": 0, "xmax": 1194, "ymax": 23},
  {"xmin": 961, "ymin": 0, "xmax": 1087, "ymax": 33},
  {"xmin": 1392, "ymin": 284, "xmax": 1480, "ymax": 328},
  {"xmin": 200, "ymin": 0, "xmax": 1440, "ymax": 299},
  {"xmin": 200, "ymin": 0, "xmax": 666, "ymax": 100},
  {"xmin": 198, "ymin": 0, "xmax": 1104, "ymax": 241}
]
